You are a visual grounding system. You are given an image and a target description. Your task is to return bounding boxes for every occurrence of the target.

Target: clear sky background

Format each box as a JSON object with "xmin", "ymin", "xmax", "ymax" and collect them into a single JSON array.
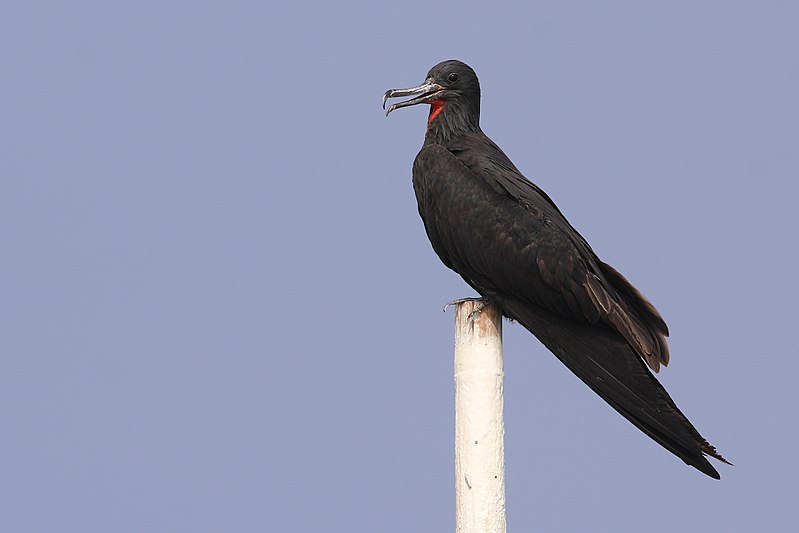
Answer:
[{"xmin": 3, "ymin": 1, "xmax": 798, "ymax": 531}]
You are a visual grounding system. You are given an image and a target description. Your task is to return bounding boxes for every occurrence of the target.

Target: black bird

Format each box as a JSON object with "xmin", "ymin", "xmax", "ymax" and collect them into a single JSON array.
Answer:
[{"xmin": 384, "ymin": 60, "xmax": 728, "ymax": 478}]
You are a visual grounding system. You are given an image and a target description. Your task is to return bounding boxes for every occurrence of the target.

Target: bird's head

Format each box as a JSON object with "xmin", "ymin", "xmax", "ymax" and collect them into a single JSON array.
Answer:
[{"xmin": 384, "ymin": 60, "xmax": 481, "ymax": 138}]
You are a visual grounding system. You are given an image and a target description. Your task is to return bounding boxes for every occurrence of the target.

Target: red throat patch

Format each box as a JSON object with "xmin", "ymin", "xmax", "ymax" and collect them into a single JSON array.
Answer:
[{"xmin": 427, "ymin": 100, "xmax": 444, "ymax": 125}]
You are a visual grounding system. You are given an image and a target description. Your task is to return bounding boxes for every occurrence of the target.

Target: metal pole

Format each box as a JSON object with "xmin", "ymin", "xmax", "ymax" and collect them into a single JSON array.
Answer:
[{"xmin": 454, "ymin": 301, "xmax": 506, "ymax": 532}]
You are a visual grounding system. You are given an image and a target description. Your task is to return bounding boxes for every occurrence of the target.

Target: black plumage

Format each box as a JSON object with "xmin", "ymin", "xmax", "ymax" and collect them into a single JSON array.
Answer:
[{"xmin": 384, "ymin": 60, "xmax": 728, "ymax": 478}]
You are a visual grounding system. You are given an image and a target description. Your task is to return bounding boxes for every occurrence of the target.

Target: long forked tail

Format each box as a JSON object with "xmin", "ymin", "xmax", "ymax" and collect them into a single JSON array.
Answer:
[{"xmin": 501, "ymin": 298, "xmax": 729, "ymax": 479}]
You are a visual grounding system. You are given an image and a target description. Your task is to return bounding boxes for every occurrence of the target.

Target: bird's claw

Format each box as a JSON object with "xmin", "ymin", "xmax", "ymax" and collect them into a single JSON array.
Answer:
[{"xmin": 443, "ymin": 297, "xmax": 487, "ymax": 320}]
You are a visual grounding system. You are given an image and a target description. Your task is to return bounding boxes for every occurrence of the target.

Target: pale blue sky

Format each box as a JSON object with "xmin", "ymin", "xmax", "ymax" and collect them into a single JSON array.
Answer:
[{"xmin": 2, "ymin": 1, "xmax": 797, "ymax": 531}]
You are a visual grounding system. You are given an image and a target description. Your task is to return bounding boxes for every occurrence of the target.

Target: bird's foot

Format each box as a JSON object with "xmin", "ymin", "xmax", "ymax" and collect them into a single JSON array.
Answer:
[{"xmin": 443, "ymin": 297, "xmax": 487, "ymax": 320}]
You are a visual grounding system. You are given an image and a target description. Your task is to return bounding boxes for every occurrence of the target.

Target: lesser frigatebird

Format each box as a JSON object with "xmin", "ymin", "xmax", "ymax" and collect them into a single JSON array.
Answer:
[{"xmin": 384, "ymin": 60, "xmax": 728, "ymax": 478}]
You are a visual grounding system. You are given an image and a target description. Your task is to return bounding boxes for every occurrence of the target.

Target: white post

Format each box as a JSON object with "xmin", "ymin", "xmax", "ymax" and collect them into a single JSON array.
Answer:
[{"xmin": 454, "ymin": 301, "xmax": 506, "ymax": 533}]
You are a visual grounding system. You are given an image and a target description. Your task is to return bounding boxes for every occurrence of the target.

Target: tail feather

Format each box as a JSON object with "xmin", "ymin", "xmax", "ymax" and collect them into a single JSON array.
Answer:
[{"xmin": 501, "ymin": 297, "xmax": 728, "ymax": 479}]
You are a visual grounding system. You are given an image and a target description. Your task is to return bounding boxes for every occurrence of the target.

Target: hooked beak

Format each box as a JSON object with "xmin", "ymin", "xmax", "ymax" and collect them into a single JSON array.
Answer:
[{"xmin": 383, "ymin": 79, "xmax": 446, "ymax": 116}]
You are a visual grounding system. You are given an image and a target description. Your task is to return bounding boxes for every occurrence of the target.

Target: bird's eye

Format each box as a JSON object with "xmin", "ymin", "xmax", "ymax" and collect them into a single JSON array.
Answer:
[{"xmin": 447, "ymin": 73, "xmax": 459, "ymax": 83}]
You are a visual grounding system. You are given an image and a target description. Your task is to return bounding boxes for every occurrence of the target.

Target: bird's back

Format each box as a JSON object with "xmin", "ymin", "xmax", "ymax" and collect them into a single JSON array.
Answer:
[{"xmin": 414, "ymin": 131, "xmax": 668, "ymax": 370}]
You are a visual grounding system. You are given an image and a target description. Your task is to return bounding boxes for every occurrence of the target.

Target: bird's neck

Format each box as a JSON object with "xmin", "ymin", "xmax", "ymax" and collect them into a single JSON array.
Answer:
[{"xmin": 424, "ymin": 100, "xmax": 481, "ymax": 145}]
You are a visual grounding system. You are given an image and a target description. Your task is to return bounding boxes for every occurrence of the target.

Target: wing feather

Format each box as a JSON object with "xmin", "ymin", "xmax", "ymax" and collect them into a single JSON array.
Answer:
[
  {"xmin": 446, "ymin": 134, "xmax": 670, "ymax": 371},
  {"xmin": 410, "ymin": 139, "xmax": 726, "ymax": 476}
]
